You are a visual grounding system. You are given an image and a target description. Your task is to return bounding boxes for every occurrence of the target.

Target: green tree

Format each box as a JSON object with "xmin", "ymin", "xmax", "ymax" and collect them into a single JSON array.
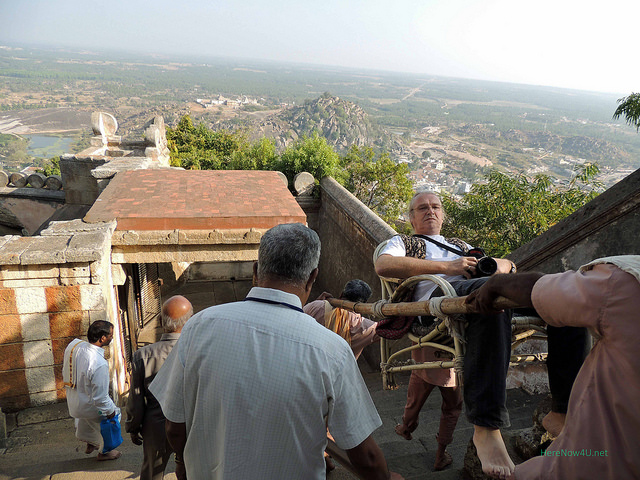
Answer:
[
  {"xmin": 441, "ymin": 163, "xmax": 603, "ymax": 256},
  {"xmin": 341, "ymin": 146, "xmax": 414, "ymax": 228},
  {"xmin": 277, "ymin": 133, "xmax": 342, "ymax": 184},
  {"xmin": 37, "ymin": 156, "xmax": 61, "ymax": 176},
  {"xmin": 613, "ymin": 93, "xmax": 640, "ymax": 131}
]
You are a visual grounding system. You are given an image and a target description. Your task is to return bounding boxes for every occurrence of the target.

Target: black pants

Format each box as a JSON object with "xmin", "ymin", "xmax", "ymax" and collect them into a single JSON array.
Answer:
[
  {"xmin": 547, "ymin": 325, "xmax": 590, "ymax": 413},
  {"xmin": 434, "ymin": 278, "xmax": 588, "ymax": 429}
]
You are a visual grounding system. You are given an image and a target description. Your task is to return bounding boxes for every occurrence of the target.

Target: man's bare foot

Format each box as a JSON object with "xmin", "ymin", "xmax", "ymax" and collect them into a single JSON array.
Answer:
[
  {"xmin": 473, "ymin": 426, "xmax": 515, "ymax": 479},
  {"xmin": 84, "ymin": 443, "xmax": 98, "ymax": 454},
  {"xmin": 434, "ymin": 450, "xmax": 453, "ymax": 471},
  {"xmin": 97, "ymin": 449, "xmax": 122, "ymax": 461},
  {"xmin": 394, "ymin": 424, "xmax": 412, "ymax": 441},
  {"xmin": 542, "ymin": 411, "xmax": 566, "ymax": 438}
]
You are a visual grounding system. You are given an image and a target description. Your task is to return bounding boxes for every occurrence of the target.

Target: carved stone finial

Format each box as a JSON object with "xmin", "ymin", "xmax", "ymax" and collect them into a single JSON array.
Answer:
[{"xmin": 91, "ymin": 112, "xmax": 118, "ymax": 137}]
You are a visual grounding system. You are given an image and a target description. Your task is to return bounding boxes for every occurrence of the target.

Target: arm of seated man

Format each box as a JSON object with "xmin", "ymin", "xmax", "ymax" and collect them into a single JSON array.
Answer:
[
  {"xmin": 346, "ymin": 435, "xmax": 404, "ymax": 480},
  {"xmin": 375, "ymin": 253, "xmax": 479, "ymax": 280}
]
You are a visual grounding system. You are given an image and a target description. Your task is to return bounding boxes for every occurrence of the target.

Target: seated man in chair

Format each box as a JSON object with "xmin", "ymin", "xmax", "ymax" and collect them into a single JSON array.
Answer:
[
  {"xmin": 376, "ymin": 191, "xmax": 516, "ymax": 478},
  {"xmin": 375, "ymin": 191, "xmax": 587, "ymax": 479}
]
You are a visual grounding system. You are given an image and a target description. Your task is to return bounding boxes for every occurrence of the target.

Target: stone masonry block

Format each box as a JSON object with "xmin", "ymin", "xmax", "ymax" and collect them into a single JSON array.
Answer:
[
  {"xmin": 0, "ymin": 235, "xmax": 15, "ymax": 250},
  {"xmin": 0, "ymin": 393, "xmax": 31, "ymax": 411},
  {"xmin": 48, "ymin": 311, "xmax": 84, "ymax": 340},
  {"xmin": 111, "ymin": 264, "xmax": 126, "ymax": 286},
  {"xmin": 59, "ymin": 264, "xmax": 91, "ymax": 280},
  {"xmin": 88, "ymin": 310, "xmax": 108, "ymax": 323},
  {"xmin": 22, "ymin": 340, "xmax": 54, "ymax": 368},
  {"xmin": 60, "ymin": 275, "xmax": 90, "ymax": 286},
  {"xmin": 20, "ymin": 235, "xmax": 70, "ymax": 265},
  {"xmin": 90, "ymin": 260, "xmax": 108, "ymax": 284},
  {"xmin": 52, "ymin": 337, "xmax": 83, "ymax": 365},
  {"xmin": 0, "ymin": 343, "xmax": 26, "ymax": 370},
  {"xmin": 0, "ymin": 370, "xmax": 28, "ymax": 399},
  {"xmin": 25, "ymin": 365, "xmax": 56, "ymax": 394},
  {"xmin": 111, "ymin": 230, "xmax": 140, "ymax": 245},
  {"xmin": 0, "ymin": 236, "xmax": 32, "ymax": 265},
  {"xmin": 19, "ymin": 313, "xmax": 51, "ymax": 342},
  {"xmin": 0, "ymin": 277, "xmax": 60, "ymax": 288},
  {"xmin": 15, "ymin": 287, "xmax": 47, "ymax": 314},
  {"xmin": 66, "ymin": 231, "xmax": 111, "ymax": 263},
  {"xmin": 45, "ymin": 285, "xmax": 81, "ymax": 313},
  {"xmin": 0, "ymin": 314, "xmax": 22, "ymax": 344},
  {"xmin": 0, "ymin": 288, "xmax": 17, "ymax": 314},
  {"xmin": 80, "ymin": 285, "xmax": 106, "ymax": 311},
  {"xmin": 29, "ymin": 390, "xmax": 58, "ymax": 407},
  {"xmin": 0, "ymin": 264, "xmax": 59, "ymax": 281}
]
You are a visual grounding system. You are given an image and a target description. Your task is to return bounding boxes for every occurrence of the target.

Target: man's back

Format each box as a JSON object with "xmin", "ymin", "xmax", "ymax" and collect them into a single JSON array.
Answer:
[
  {"xmin": 151, "ymin": 287, "xmax": 381, "ymax": 480},
  {"xmin": 126, "ymin": 334, "xmax": 180, "ymax": 434},
  {"xmin": 66, "ymin": 341, "xmax": 112, "ymax": 420}
]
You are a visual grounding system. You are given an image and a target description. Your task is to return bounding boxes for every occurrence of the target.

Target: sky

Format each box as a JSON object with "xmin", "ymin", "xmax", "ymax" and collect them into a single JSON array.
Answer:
[{"xmin": 0, "ymin": 0, "xmax": 637, "ymax": 95}]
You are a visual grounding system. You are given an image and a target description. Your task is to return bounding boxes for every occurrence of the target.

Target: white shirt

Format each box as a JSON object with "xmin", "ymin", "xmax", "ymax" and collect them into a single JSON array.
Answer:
[
  {"xmin": 150, "ymin": 287, "xmax": 382, "ymax": 480},
  {"xmin": 65, "ymin": 341, "xmax": 117, "ymax": 420},
  {"xmin": 381, "ymin": 234, "xmax": 469, "ymax": 300}
]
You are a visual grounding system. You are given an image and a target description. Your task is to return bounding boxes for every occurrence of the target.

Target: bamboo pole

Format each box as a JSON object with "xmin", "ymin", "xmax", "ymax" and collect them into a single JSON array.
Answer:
[{"xmin": 327, "ymin": 295, "xmax": 520, "ymax": 318}]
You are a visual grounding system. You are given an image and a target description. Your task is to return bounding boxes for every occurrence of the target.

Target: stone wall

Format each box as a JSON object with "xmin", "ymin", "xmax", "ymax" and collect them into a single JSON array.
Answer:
[
  {"xmin": 314, "ymin": 177, "xmax": 396, "ymax": 300},
  {"xmin": 0, "ymin": 220, "xmax": 121, "ymax": 412},
  {"xmin": 0, "ymin": 188, "xmax": 65, "ymax": 235}
]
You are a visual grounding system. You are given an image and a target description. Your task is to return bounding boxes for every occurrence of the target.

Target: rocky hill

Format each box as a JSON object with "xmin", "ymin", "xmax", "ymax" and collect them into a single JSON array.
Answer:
[{"xmin": 252, "ymin": 93, "xmax": 391, "ymax": 152}]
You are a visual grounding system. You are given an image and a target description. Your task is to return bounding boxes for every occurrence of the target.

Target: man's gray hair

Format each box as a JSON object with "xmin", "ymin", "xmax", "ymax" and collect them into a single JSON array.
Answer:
[
  {"xmin": 341, "ymin": 279, "xmax": 372, "ymax": 303},
  {"xmin": 409, "ymin": 190, "xmax": 442, "ymax": 214},
  {"xmin": 161, "ymin": 304, "xmax": 193, "ymax": 332},
  {"xmin": 258, "ymin": 223, "xmax": 321, "ymax": 285}
]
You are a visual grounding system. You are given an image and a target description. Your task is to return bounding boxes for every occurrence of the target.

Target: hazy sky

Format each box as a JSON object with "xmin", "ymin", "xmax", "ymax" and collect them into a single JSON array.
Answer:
[{"xmin": 0, "ymin": 0, "xmax": 637, "ymax": 95}]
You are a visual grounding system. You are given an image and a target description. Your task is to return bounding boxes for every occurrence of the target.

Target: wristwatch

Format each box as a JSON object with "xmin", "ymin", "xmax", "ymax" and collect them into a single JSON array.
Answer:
[{"xmin": 509, "ymin": 261, "xmax": 517, "ymax": 274}]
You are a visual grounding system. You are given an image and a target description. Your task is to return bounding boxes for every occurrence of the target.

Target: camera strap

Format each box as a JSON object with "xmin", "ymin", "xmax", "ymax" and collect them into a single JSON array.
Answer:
[{"xmin": 413, "ymin": 234, "xmax": 467, "ymax": 256}]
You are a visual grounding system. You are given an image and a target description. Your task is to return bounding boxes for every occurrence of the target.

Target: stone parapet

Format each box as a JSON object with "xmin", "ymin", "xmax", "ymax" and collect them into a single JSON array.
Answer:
[
  {"xmin": 0, "ymin": 221, "xmax": 115, "ymax": 268},
  {"xmin": 111, "ymin": 228, "xmax": 266, "ymax": 246}
]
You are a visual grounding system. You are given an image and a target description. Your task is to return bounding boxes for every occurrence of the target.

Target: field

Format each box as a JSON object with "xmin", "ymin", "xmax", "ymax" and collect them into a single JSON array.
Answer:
[{"xmin": 1, "ymin": 44, "xmax": 639, "ymax": 187}]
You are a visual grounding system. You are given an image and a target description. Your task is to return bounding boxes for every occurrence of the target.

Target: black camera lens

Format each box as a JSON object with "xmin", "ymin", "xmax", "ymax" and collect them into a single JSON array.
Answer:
[{"xmin": 476, "ymin": 256, "xmax": 497, "ymax": 277}]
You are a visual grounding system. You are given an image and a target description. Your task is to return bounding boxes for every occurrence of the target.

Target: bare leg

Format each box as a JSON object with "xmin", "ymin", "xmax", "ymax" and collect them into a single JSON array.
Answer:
[
  {"xmin": 434, "ymin": 442, "xmax": 453, "ymax": 471},
  {"xmin": 542, "ymin": 411, "xmax": 566, "ymax": 438},
  {"xmin": 472, "ymin": 426, "xmax": 514, "ymax": 480}
]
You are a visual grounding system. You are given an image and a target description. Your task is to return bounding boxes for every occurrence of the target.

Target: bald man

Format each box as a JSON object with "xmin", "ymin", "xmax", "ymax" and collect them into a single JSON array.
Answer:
[{"xmin": 126, "ymin": 295, "xmax": 193, "ymax": 480}]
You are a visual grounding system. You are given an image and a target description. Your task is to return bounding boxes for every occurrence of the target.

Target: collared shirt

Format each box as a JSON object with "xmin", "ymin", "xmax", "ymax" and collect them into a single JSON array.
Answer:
[
  {"xmin": 516, "ymin": 261, "xmax": 640, "ymax": 480},
  {"xmin": 150, "ymin": 287, "xmax": 382, "ymax": 480},
  {"xmin": 65, "ymin": 341, "xmax": 116, "ymax": 419},
  {"xmin": 303, "ymin": 299, "xmax": 379, "ymax": 359},
  {"xmin": 380, "ymin": 234, "xmax": 462, "ymax": 386},
  {"xmin": 125, "ymin": 332, "xmax": 180, "ymax": 437},
  {"xmin": 380, "ymin": 234, "xmax": 469, "ymax": 300}
]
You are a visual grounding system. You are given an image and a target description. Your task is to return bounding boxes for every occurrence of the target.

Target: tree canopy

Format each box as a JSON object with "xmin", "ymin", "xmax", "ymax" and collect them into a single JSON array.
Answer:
[
  {"xmin": 341, "ymin": 145, "xmax": 413, "ymax": 227},
  {"xmin": 441, "ymin": 163, "xmax": 603, "ymax": 256},
  {"xmin": 613, "ymin": 93, "xmax": 640, "ymax": 132}
]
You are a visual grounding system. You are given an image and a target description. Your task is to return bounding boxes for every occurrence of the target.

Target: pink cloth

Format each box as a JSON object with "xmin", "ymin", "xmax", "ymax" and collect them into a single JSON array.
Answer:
[
  {"xmin": 515, "ymin": 264, "xmax": 640, "ymax": 480},
  {"xmin": 411, "ymin": 345, "xmax": 457, "ymax": 387},
  {"xmin": 303, "ymin": 300, "xmax": 379, "ymax": 359}
]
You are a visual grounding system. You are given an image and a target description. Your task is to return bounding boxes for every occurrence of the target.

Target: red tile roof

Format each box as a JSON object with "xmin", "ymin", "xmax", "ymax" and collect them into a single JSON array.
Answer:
[{"xmin": 84, "ymin": 170, "xmax": 306, "ymax": 230}]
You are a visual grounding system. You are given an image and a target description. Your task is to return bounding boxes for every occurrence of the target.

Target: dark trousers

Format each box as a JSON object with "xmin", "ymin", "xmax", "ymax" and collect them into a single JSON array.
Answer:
[
  {"xmin": 141, "ymin": 421, "xmax": 173, "ymax": 480},
  {"xmin": 547, "ymin": 325, "xmax": 590, "ymax": 413},
  {"xmin": 400, "ymin": 373, "xmax": 463, "ymax": 445},
  {"xmin": 446, "ymin": 278, "xmax": 513, "ymax": 429},
  {"xmin": 436, "ymin": 278, "xmax": 588, "ymax": 429}
]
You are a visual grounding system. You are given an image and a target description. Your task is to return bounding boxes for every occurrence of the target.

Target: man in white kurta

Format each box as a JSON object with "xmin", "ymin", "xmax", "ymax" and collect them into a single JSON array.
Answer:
[
  {"xmin": 63, "ymin": 320, "xmax": 121, "ymax": 459},
  {"xmin": 150, "ymin": 223, "xmax": 400, "ymax": 480}
]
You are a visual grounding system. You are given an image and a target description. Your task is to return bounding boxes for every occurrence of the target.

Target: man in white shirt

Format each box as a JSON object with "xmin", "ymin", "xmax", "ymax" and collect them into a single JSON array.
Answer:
[
  {"xmin": 150, "ymin": 223, "xmax": 403, "ymax": 480},
  {"xmin": 63, "ymin": 320, "xmax": 121, "ymax": 460},
  {"xmin": 376, "ymin": 191, "xmax": 516, "ymax": 479}
]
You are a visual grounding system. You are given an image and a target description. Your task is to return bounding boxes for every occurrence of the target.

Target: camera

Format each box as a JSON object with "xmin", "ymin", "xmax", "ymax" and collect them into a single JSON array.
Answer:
[{"xmin": 466, "ymin": 248, "xmax": 497, "ymax": 278}]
